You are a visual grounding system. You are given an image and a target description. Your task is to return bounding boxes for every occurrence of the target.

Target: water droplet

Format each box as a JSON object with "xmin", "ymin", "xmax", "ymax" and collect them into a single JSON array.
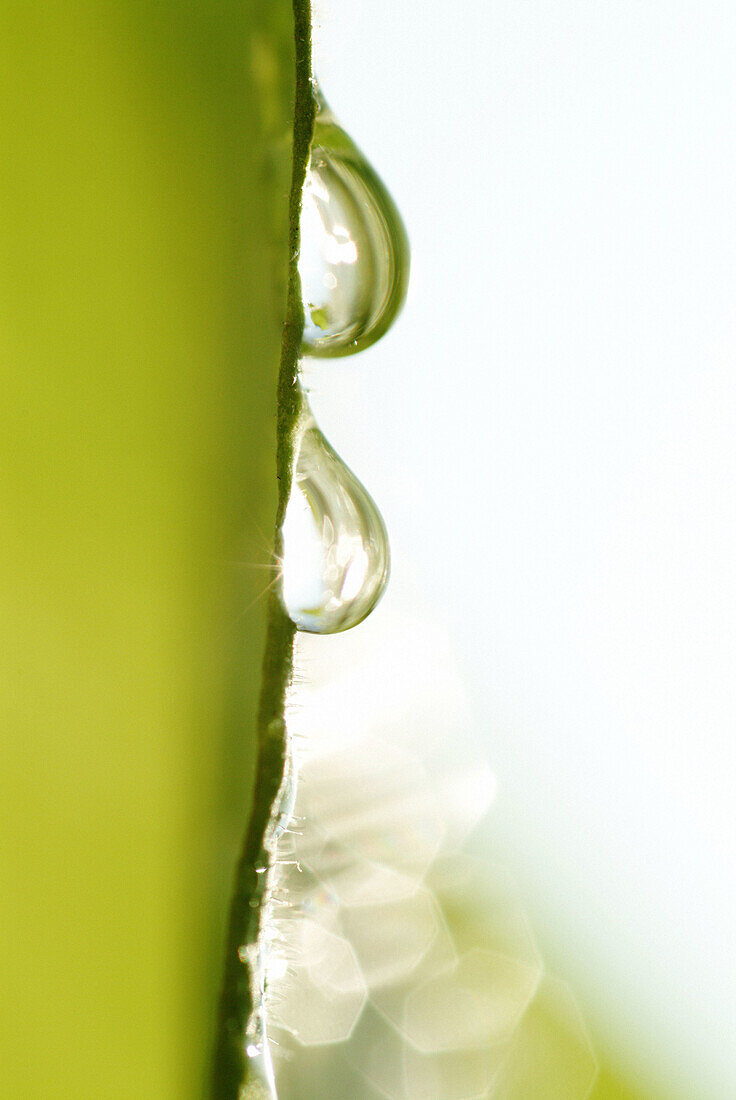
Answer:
[
  {"xmin": 282, "ymin": 408, "xmax": 390, "ymax": 633},
  {"xmin": 267, "ymin": 740, "xmax": 298, "ymax": 844},
  {"xmin": 299, "ymin": 88, "xmax": 410, "ymax": 357},
  {"xmin": 245, "ymin": 1008, "xmax": 278, "ymax": 1099}
]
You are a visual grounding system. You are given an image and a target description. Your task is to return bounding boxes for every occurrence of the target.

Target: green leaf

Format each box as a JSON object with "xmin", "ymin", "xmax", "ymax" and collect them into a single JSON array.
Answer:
[{"xmin": 0, "ymin": 2, "xmax": 305, "ymax": 1095}]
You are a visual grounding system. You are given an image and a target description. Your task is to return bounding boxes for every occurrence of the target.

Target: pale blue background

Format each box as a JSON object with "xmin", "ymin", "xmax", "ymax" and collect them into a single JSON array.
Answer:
[{"xmin": 304, "ymin": 4, "xmax": 736, "ymax": 1096}]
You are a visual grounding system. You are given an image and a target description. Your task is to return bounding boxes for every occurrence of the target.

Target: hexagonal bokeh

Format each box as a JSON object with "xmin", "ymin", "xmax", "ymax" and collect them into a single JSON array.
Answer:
[
  {"xmin": 404, "ymin": 948, "xmax": 541, "ymax": 1053},
  {"xmin": 486, "ymin": 976, "xmax": 598, "ymax": 1099},
  {"xmin": 427, "ymin": 855, "xmax": 542, "ymax": 968},
  {"xmin": 404, "ymin": 1045, "xmax": 503, "ymax": 1100},
  {"xmin": 269, "ymin": 918, "xmax": 366, "ymax": 1046},
  {"xmin": 340, "ymin": 886, "xmax": 441, "ymax": 990},
  {"xmin": 267, "ymin": 642, "xmax": 597, "ymax": 1098},
  {"xmin": 292, "ymin": 740, "xmax": 446, "ymax": 882},
  {"xmin": 344, "ymin": 1002, "xmax": 408, "ymax": 1100},
  {"xmin": 316, "ymin": 850, "xmax": 424, "ymax": 910},
  {"xmin": 343, "ymin": 1002, "xmax": 504, "ymax": 1100},
  {"xmin": 368, "ymin": 904, "xmax": 458, "ymax": 1033}
]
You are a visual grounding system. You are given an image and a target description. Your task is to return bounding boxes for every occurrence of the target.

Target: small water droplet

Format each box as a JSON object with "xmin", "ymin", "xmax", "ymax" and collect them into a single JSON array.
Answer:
[
  {"xmin": 282, "ymin": 407, "xmax": 390, "ymax": 633},
  {"xmin": 269, "ymin": 744, "xmax": 298, "ymax": 843},
  {"xmin": 245, "ymin": 1008, "xmax": 278, "ymax": 1099},
  {"xmin": 299, "ymin": 87, "xmax": 410, "ymax": 357}
]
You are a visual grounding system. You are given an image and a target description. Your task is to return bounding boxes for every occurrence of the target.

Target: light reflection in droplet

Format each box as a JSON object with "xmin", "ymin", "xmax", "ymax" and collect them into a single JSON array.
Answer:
[
  {"xmin": 299, "ymin": 88, "xmax": 410, "ymax": 357},
  {"xmin": 281, "ymin": 407, "xmax": 390, "ymax": 634}
]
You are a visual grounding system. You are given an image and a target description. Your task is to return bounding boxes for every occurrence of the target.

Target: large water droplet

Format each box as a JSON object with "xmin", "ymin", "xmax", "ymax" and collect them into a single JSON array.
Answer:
[
  {"xmin": 299, "ymin": 88, "xmax": 410, "ymax": 357},
  {"xmin": 282, "ymin": 409, "xmax": 390, "ymax": 633}
]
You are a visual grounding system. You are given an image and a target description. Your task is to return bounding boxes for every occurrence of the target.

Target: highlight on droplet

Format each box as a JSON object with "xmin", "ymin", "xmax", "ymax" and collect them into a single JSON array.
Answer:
[
  {"xmin": 281, "ymin": 406, "xmax": 390, "ymax": 634},
  {"xmin": 299, "ymin": 86, "xmax": 410, "ymax": 358}
]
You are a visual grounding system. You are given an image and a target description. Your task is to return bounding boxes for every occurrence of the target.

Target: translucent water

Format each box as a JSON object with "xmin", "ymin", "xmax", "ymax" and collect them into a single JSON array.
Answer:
[
  {"xmin": 244, "ymin": 997, "xmax": 278, "ymax": 1098},
  {"xmin": 281, "ymin": 405, "xmax": 390, "ymax": 633},
  {"xmin": 266, "ymin": 739, "xmax": 298, "ymax": 845},
  {"xmin": 235, "ymin": 937, "xmax": 278, "ymax": 1099},
  {"xmin": 299, "ymin": 87, "xmax": 410, "ymax": 357}
]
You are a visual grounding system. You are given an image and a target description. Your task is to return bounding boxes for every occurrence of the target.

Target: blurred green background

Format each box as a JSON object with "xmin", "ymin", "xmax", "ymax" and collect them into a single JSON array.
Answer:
[{"xmin": 0, "ymin": 3, "xmax": 294, "ymax": 1095}]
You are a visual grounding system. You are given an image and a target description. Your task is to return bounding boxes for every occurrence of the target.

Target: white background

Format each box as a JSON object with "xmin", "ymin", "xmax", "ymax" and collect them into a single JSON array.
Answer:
[{"xmin": 305, "ymin": 3, "xmax": 736, "ymax": 1096}]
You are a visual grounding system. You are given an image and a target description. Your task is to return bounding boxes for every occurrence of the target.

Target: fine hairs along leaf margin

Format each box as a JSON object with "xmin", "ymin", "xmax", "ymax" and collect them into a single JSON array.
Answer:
[{"xmin": 211, "ymin": 2, "xmax": 314, "ymax": 1096}]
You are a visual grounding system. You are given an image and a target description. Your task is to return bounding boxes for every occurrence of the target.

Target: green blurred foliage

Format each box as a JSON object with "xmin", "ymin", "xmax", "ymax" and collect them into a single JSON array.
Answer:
[{"xmin": 0, "ymin": 3, "xmax": 294, "ymax": 1096}]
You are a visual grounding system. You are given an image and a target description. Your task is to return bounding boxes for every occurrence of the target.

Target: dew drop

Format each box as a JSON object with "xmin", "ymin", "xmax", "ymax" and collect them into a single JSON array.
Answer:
[
  {"xmin": 244, "ymin": 1007, "xmax": 278, "ymax": 1100},
  {"xmin": 299, "ymin": 87, "xmax": 410, "ymax": 357},
  {"xmin": 282, "ymin": 408, "xmax": 390, "ymax": 633},
  {"xmin": 267, "ymin": 740, "xmax": 298, "ymax": 845}
]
